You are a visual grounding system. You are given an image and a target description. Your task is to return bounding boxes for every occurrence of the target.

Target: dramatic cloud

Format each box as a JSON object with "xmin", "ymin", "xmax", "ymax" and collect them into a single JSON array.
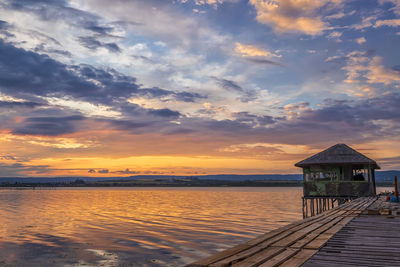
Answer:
[
  {"xmin": 12, "ymin": 115, "xmax": 86, "ymax": 136},
  {"xmin": 0, "ymin": 0, "xmax": 399, "ymax": 175}
]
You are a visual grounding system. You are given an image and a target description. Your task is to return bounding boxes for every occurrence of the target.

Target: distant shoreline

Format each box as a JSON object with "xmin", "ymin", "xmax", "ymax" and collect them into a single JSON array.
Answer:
[
  {"xmin": 0, "ymin": 180, "xmax": 395, "ymax": 188},
  {"xmin": 0, "ymin": 179, "xmax": 303, "ymax": 188}
]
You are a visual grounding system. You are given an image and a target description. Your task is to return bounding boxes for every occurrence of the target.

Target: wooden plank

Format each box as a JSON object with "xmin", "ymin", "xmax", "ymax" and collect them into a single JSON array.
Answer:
[
  {"xmin": 191, "ymin": 219, "xmax": 309, "ymax": 266},
  {"xmin": 208, "ymin": 209, "xmax": 349, "ymax": 266},
  {"xmin": 290, "ymin": 215, "xmax": 347, "ymax": 249},
  {"xmin": 277, "ymin": 249, "xmax": 318, "ymax": 267},
  {"xmin": 229, "ymin": 247, "xmax": 284, "ymax": 267},
  {"xmin": 307, "ymin": 254, "xmax": 400, "ymax": 265},
  {"xmin": 257, "ymin": 248, "xmax": 299, "ymax": 267},
  {"xmin": 188, "ymin": 197, "xmax": 378, "ymax": 267},
  {"xmin": 304, "ymin": 233, "xmax": 334, "ymax": 249}
]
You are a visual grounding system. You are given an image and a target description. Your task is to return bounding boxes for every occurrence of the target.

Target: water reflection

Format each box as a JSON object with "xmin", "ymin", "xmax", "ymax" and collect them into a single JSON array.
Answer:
[{"xmin": 0, "ymin": 187, "xmax": 303, "ymax": 266}]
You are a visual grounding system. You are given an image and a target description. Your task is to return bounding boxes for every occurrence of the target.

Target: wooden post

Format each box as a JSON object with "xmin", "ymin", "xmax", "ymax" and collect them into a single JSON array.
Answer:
[
  {"xmin": 395, "ymin": 176, "xmax": 399, "ymax": 202},
  {"xmin": 311, "ymin": 199, "xmax": 314, "ymax": 217},
  {"xmin": 319, "ymin": 198, "xmax": 323, "ymax": 213},
  {"xmin": 306, "ymin": 198, "xmax": 308, "ymax": 218}
]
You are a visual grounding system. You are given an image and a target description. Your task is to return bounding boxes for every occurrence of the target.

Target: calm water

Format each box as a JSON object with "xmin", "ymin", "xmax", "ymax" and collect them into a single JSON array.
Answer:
[{"xmin": 0, "ymin": 187, "xmax": 304, "ymax": 266}]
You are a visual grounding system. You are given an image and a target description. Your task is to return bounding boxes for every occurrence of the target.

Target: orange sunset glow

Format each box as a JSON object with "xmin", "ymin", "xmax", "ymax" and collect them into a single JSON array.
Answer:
[{"xmin": 0, "ymin": 0, "xmax": 399, "ymax": 177}]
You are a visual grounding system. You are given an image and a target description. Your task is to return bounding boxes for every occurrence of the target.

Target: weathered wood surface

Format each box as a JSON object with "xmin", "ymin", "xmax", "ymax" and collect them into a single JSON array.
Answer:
[
  {"xmin": 187, "ymin": 197, "xmax": 377, "ymax": 267},
  {"xmin": 302, "ymin": 214, "xmax": 400, "ymax": 267}
]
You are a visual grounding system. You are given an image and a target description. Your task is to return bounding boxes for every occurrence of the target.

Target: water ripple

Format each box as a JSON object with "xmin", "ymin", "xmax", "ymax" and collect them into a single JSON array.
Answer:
[{"xmin": 0, "ymin": 187, "xmax": 303, "ymax": 266}]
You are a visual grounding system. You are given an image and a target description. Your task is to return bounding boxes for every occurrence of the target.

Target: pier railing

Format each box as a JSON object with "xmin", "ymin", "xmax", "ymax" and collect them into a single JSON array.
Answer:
[{"xmin": 302, "ymin": 196, "xmax": 357, "ymax": 218}]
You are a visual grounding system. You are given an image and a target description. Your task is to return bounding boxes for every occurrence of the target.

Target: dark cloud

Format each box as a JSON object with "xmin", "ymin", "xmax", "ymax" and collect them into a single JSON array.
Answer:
[
  {"xmin": 98, "ymin": 169, "xmax": 109, "ymax": 174},
  {"xmin": 138, "ymin": 87, "xmax": 206, "ymax": 103},
  {"xmin": 378, "ymin": 156, "xmax": 400, "ymax": 163},
  {"xmin": 0, "ymin": 162, "xmax": 51, "ymax": 176},
  {"xmin": 244, "ymin": 57, "xmax": 283, "ymax": 66},
  {"xmin": 213, "ymin": 77, "xmax": 242, "ymax": 92},
  {"xmin": 3, "ymin": 0, "xmax": 102, "ymax": 31},
  {"xmin": 88, "ymin": 169, "xmax": 96, "ymax": 173},
  {"xmin": 131, "ymin": 55, "xmax": 154, "ymax": 63},
  {"xmin": 212, "ymin": 77, "xmax": 257, "ymax": 102},
  {"xmin": 233, "ymin": 112, "xmax": 276, "ymax": 126},
  {"xmin": 0, "ymin": 40, "xmax": 100, "ymax": 100},
  {"xmin": 392, "ymin": 65, "xmax": 400, "ymax": 72},
  {"xmin": 103, "ymin": 119, "xmax": 152, "ymax": 131},
  {"xmin": 0, "ymin": 19, "xmax": 14, "ymax": 38},
  {"xmin": 34, "ymin": 44, "xmax": 72, "ymax": 57},
  {"xmin": 84, "ymin": 25, "xmax": 115, "ymax": 35},
  {"xmin": 113, "ymin": 168, "xmax": 140, "ymax": 174},
  {"xmin": 147, "ymin": 108, "xmax": 181, "ymax": 118},
  {"xmin": 0, "ymin": 20, "xmax": 8, "ymax": 29},
  {"xmin": 12, "ymin": 115, "xmax": 86, "ymax": 136},
  {"xmin": 0, "ymin": 40, "xmax": 204, "ymax": 109},
  {"xmin": 0, "ymin": 100, "xmax": 44, "ymax": 109},
  {"xmin": 0, "ymin": 155, "xmax": 17, "ymax": 160},
  {"xmin": 78, "ymin": 36, "xmax": 121, "ymax": 53}
]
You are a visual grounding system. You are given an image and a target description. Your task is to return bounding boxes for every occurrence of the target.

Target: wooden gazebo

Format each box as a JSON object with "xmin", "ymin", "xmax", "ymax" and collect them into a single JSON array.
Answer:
[{"xmin": 295, "ymin": 144, "xmax": 379, "ymax": 198}]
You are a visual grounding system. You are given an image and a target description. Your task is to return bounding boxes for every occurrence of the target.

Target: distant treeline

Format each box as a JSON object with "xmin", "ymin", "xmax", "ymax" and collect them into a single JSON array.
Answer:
[
  {"xmin": 0, "ymin": 178, "xmax": 303, "ymax": 187},
  {"xmin": 0, "ymin": 170, "xmax": 399, "ymax": 187}
]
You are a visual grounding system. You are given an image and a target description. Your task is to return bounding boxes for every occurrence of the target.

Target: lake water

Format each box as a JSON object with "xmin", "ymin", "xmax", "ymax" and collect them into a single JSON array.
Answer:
[{"xmin": 0, "ymin": 187, "xmax": 309, "ymax": 266}]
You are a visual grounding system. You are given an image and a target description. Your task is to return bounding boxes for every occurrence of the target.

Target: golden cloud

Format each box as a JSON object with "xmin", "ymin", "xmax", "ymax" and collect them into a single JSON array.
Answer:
[
  {"xmin": 375, "ymin": 19, "xmax": 400, "ymax": 27},
  {"xmin": 235, "ymin": 42, "xmax": 281, "ymax": 57},
  {"xmin": 248, "ymin": 0, "xmax": 341, "ymax": 35},
  {"xmin": 344, "ymin": 52, "xmax": 400, "ymax": 86}
]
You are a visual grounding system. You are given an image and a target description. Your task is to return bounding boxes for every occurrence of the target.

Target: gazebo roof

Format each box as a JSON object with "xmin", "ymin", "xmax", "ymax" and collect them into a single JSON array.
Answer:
[{"xmin": 295, "ymin": 144, "xmax": 380, "ymax": 169}]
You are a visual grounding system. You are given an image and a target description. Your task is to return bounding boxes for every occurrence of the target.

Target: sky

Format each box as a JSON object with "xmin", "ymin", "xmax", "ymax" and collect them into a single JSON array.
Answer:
[{"xmin": 0, "ymin": 0, "xmax": 399, "ymax": 177}]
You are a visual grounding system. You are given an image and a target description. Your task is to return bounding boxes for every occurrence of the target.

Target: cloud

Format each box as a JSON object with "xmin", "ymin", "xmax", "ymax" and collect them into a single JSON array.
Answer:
[
  {"xmin": 351, "ymin": 15, "xmax": 379, "ymax": 30},
  {"xmin": 147, "ymin": 108, "xmax": 181, "ymax": 118},
  {"xmin": 379, "ymin": 0, "xmax": 400, "ymax": 15},
  {"xmin": 365, "ymin": 57, "xmax": 400, "ymax": 85},
  {"xmin": 327, "ymin": 31, "xmax": 342, "ymax": 42},
  {"xmin": 244, "ymin": 57, "xmax": 283, "ymax": 66},
  {"xmin": 375, "ymin": 19, "xmax": 400, "ymax": 27},
  {"xmin": 0, "ymin": 162, "xmax": 52, "ymax": 177},
  {"xmin": 212, "ymin": 76, "xmax": 257, "ymax": 102},
  {"xmin": 356, "ymin": 37, "xmax": 366, "ymax": 44},
  {"xmin": 98, "ymin": 169, "xmax": 109, "ymax": 173},
  {"xmin": 1, "ymin": 0, "xmax": 118, "ymax": 37},
  {"xmin": 0, "ymin": 100, "xmax": 44, "ymax": 109},
  {"xmin": 137, "ymin": 87, "xmax": 206, "ymax": 103},
  {"xmin": 113, "ymin": 168, "xmax": 140, "ymax": 174},
  {"xmin": 12, "ymin": 115, "xmax": 86, "ymax": 136},
  {"xmin": 342, "ymin": 51, "xmax": 400, "ymax": 86},
  {"xmin": 232, "ymin": 112, "xmax": 276, "ymax": 126},
  {"xmin": 178, "ymin": 0, "xmax": 239, "ymax": 7},
  {"xmin": 0, "ymin": 40, "xmax": 204, "ymax": 109},
  {"xmin": 235, "ymin": 42, "xmax": 281, "ymax": 58},
  {"xmin": 248, "ymin": 0, "xmax": 341, "ymax": 35},
  {"xmin": 77, "ymin": 36, "xmax": 121, "ymax": 53}
]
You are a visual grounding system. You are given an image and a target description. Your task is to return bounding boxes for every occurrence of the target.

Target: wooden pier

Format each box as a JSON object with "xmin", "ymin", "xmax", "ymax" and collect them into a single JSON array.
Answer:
[
  {"xmin": 188, "ymin": 196, "xmax": 400, "ymax": 267},
  {"xmin": 302, "ymin": 196, "xmax": 357, "ymax": 218}
]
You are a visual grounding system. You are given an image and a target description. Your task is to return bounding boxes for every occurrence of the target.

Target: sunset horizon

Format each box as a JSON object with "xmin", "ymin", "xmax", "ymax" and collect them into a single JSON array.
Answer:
[{"xmin": 0, "ymin": 0, "xmax": 399, "ymax": 177}]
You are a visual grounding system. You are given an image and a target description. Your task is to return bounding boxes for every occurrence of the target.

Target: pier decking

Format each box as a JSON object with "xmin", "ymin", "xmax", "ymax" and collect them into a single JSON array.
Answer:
[{"xmin": 188, "ymin": 196, "xmax": 400, "ymax": 267}]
